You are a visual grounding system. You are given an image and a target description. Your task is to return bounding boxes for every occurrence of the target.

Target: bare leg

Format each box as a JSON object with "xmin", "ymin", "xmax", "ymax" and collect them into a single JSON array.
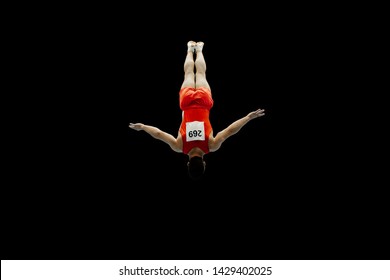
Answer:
[
  {"xmin": 194, "ymin": 42, "xmax": 211, "ymax": 91},
  {"xmin": 181, "ymin": 41, "xmax": 196, "ymax": 89}
]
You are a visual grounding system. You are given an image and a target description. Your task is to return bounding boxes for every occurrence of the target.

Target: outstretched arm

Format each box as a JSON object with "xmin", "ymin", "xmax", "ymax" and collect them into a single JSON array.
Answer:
[
  {"xmin": 210, "ymin": 109, "xmax": 265, "ymax": 152},
  {"xmin": 129, "ymin": 123, "xmax": 181, "ymax": 152}
]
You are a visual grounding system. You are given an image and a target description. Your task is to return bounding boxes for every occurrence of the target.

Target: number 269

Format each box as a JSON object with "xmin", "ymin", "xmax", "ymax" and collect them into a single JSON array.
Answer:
[{"xmin": 189, "ymin": 130, "xmax": 202, "ymax": 137}]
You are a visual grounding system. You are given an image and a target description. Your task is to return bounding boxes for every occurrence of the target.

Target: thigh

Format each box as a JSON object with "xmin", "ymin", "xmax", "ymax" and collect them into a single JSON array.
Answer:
[
  {"xmin": 181, "ymin": 73, "xmax": 195, "ymax": 89},
  {"xmin": 195, "ymin": 75, "xmax": 210, "ymax": 91}
]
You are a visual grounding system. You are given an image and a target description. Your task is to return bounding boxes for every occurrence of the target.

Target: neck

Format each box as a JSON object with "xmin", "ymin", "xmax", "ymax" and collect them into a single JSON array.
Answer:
[{"xmin": 188, "ymin": 147, "xmax": 204, "ymax": 158}]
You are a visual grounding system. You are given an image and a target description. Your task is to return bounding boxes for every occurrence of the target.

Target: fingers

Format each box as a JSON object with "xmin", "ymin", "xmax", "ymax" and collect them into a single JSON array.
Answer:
[
  {"xmin": 129, "ymin": 123, "xmax": 143, "ymax": 130},
  {"xmin": 255, "ymin": 109, "xmax": 265, "ymax": 115},
  {"xmin": 251, "ymin": 108, "xmax": 265, "ymax": 118}
]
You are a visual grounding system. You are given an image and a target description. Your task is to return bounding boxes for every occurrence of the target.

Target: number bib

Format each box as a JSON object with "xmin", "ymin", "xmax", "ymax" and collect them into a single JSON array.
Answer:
[{"xmin": 186, "ymin": 121, "xmax": 205, "ymax": 142}]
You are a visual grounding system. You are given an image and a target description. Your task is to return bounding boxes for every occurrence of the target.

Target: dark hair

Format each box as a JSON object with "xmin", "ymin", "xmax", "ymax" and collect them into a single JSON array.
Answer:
[{"xmin": 188, "ymin": 156, "xmax": 205, "ymax": 180}]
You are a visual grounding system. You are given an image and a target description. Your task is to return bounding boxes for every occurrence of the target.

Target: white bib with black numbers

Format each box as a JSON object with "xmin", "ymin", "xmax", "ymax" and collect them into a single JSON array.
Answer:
[{"xmin": 186, "ymin": 121, "xmax": 205, "ymax": 142}]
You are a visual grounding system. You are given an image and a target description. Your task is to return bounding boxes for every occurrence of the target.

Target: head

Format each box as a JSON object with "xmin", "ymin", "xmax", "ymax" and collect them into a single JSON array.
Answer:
[{"xmin": 187, "ymin": 156, "xmax": 206, "ymax": 180}]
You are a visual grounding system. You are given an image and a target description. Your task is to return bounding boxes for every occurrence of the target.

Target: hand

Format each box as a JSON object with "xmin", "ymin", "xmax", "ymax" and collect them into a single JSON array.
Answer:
[
  {"xmin": 247, "ymin": 108, "xmax": 265, "ymax": 120},
  {"xmin": 129, "ymin": 123, "xmax": 144, "ymax": 131}
]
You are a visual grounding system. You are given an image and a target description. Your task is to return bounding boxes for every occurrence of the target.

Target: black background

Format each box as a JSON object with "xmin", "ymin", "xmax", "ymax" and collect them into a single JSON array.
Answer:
[{"xmin": 3, "ymin": 4, "xmax": 388, "ymax": 260}]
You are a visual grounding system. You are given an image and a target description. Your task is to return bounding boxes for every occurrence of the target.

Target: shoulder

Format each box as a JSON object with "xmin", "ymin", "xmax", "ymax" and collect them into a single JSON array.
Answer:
[
  {"xmin": 208, "ymin": 134, "xmax": 220, "ymax": 152},
  {"xmin": 172, "ymin": 134, "xmax": 183, "ymax": 153}
]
